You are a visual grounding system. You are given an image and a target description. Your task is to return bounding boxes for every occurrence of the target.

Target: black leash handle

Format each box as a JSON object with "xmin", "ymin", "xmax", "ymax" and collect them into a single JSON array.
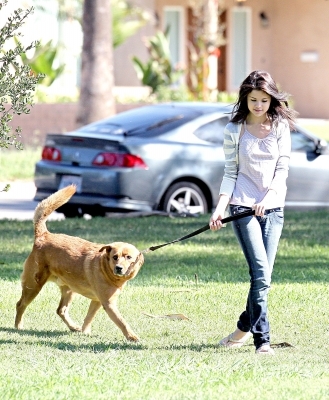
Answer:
[{"xmin": 147, "ymin": 209, "xmax": 255, "ymax": 252}]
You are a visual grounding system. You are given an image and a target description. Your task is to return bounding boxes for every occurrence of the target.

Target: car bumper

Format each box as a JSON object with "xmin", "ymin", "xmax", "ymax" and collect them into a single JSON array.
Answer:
[{"xmin": 34, "ymin": 189, "xmax": 153, "ymax": 212}]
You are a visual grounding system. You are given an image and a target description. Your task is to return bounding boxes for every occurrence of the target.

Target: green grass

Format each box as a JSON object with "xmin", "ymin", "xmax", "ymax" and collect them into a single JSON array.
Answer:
[
  {"xmin": 0, "ymin": 211, "xmax": 329, "ymax": 399},
  {"xmin": 0, "ymin": 147, "xmax": 42, "ymax": 181}
]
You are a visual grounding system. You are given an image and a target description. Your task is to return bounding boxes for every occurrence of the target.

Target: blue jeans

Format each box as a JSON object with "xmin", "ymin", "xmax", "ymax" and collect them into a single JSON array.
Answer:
[{"xmin": 230, "ymin": 205, "xmax": 284, "ymax": 349}]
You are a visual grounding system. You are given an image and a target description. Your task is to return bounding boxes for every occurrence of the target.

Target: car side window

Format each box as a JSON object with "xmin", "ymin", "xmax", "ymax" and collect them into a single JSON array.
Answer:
[
  {"xmin": 291, "ymin": 131, "xmax": 316, "ymax": 152},
  {"xmin": 193, "ymin": 116, "xmax": 229, "ymax": 144}
]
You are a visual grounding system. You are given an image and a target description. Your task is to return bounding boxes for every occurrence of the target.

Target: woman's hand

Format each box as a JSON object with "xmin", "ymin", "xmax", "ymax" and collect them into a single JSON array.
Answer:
[
  {"xmin": 210, "ymin": 194, "xmax": 230, "ymax": 231},
  {"xmin": 253, "ymin": 189, "xmax": 277, "ymax": 216},
  {"xmin": 252, "ymin": 203, "xmax": 266, "ymax": 216},
  {"xmin": 209, "ymin": 210, "xmax": 224, "ymax": 231}
]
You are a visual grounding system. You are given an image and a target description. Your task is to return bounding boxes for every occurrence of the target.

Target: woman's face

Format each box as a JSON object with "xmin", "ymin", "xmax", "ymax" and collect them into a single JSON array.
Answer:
[{"xmin": 247, "ymin": 90, "xmax": 271, "ymax": 119}]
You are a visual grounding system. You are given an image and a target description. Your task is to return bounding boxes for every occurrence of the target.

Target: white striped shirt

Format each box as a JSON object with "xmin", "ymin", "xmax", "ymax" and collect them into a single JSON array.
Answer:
[{"xmin": 219, "ymin": 120, "xmax": 291, "ymax": 208}]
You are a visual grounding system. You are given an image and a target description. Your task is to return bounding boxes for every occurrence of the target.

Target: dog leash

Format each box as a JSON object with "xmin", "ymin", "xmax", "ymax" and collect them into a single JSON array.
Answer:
[{"xmin": 142, "ymin": 209, "xmax": 255, "ymax": 253}]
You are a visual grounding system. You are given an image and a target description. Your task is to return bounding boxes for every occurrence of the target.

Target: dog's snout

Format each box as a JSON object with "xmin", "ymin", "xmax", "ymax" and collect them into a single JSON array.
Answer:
[{"xmin": 115, "ymin": 265, "xmax": 123, "ymax": 275}]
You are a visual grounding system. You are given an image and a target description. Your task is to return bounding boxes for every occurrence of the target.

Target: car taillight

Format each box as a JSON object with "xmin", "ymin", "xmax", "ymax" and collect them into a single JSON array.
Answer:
[
  {"xmin": 92, "ymin": 152, "xmax": 148, "ymax": 169},
  {"xmin": 42, "ymin": 146, "xmax": 62, "ymax": 162}
]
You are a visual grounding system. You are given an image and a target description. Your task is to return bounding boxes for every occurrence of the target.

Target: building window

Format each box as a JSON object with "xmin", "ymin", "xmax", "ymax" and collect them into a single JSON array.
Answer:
[
  {"xmin": 231, "ymin": 7, "xmax": 251, "ymax": 88},
  {"xmin": 164, "ymin": 7, "xmax": 185, "ymax": 69}
]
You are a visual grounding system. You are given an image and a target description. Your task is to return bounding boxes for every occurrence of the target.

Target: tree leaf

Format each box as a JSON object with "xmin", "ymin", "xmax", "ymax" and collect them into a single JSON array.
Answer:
[{"xmin": 142, "ymin": 312, "xmax": 191, "ymax": 321}]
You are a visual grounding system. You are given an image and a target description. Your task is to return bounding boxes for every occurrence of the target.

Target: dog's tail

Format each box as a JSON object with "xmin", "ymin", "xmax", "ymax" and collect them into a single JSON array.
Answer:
[{"xmin": 34, "ymin": 185, "xmax": 76, "ymax": 237}]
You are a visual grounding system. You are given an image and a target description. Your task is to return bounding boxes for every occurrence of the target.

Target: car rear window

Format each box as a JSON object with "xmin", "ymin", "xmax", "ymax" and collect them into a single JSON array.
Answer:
[
  {"xmin": 193, "ymin": 116, "xmax": 230, "ymax": 144},
  {"xmin": 78, "ymin": 105, "xmax": 204, "ymax": 137},
  {"xmin": 291, "ymin": 130, "xmax": 316, "ymax": 152}
]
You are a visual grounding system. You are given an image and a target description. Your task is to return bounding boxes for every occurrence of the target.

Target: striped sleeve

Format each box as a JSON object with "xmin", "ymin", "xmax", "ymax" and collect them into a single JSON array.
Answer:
[
  {"xmin": 219, "ymin": 124, "xmax": 239, "ymax": 196},
  {"xmin": 269, "ymin": 120, "xmax": 291, "ymax": 193}
]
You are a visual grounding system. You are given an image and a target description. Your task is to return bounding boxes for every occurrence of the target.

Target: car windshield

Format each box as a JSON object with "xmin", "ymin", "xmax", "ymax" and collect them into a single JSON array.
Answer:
[{"xmin": 77, "ymin": 104, "xmax": 226, "ymax": 137}]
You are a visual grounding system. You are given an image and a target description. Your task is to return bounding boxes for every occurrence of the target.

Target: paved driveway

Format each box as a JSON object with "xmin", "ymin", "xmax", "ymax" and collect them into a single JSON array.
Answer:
[
  {"xmin": 0, "ymin": 182, "xmax": 162, "ymax": 221},
  {"xmin": 0, "ymin": 181, "xmax": 64, "ymax": 221}
]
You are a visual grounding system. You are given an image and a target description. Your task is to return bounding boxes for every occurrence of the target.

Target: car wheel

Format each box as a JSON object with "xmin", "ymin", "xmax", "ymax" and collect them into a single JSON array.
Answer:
[{"xmin": 163, "ymin": 182, "xmax": 208, "ymax": 216}]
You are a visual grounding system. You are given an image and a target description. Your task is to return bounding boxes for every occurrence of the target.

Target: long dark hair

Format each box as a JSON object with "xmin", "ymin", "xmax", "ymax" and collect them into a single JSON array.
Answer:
[{"xmin": 231, "ymin": 70, "xmax": 298, "ymax": 129}]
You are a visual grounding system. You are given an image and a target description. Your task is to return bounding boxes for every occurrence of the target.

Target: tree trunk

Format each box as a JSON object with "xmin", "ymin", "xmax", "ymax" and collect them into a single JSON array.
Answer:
[{"xmin": 76, "ymin": 0, "xmax": 115, "ymax": 127}]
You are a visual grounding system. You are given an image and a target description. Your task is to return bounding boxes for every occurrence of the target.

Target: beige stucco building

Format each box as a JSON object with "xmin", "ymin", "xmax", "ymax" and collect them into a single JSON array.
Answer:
[
  {"xmin": 3, "ymin": 1, "xmax": 329, "ymax": 119},
  {"xmin": 115, "ymin": 0, "xmax": 329, "ymax": 119}
]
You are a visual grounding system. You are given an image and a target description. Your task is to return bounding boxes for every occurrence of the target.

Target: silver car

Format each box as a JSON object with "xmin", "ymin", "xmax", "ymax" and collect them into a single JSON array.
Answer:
[{"xmin": 34, "ymin": 102, "xmax": 329, "ymax": 217}]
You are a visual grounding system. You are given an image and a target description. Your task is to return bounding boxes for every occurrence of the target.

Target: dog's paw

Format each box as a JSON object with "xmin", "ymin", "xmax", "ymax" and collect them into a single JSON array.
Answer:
[
  {"xmin": 68, "ymin": 325, "xmax": 82, "ymax": 332},
  {"xmin": 126, "ymin": 333, "xmax": 140, "ymax": 342}
]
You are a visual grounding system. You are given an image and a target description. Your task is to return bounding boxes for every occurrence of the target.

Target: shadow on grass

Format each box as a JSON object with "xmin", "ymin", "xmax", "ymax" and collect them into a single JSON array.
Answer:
[
  {"xmin": 1, "ymin": 246, "xmax": 328, "ymax": 284},
  {"xmin": 1, "ymin": 210, "xmax": 328, "ymax": 284},
  {"xmin": 137, "ymin": 250, "xmax": 329, "ymax": 284},
  {"xmin": 0, "ymin": 327, "xmax": 234, "ymax": 353},
  {"xmin": 0, "ymin": 328, "xmax": 295, "ymax": 353},
  {"xmin": 0, "ymin": 327, "xmax": 146, "ymax": 352}
]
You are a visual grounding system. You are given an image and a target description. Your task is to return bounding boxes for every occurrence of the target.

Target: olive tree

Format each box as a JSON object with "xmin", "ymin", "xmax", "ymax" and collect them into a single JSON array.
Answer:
[{"xmin": 0, "ymin": 1, "xmax": 41, "ymax": 149}]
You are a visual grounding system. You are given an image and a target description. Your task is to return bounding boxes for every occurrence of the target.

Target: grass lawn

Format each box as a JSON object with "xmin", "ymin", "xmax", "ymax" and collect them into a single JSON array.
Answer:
[
  {"xmin": 0, "ymin": 147, "xmax": 42, "ymax": 182},
  {"xmin": 0, "ymin": 118, "xmax": 328, "ymax": 399},
  {"xmin": 0, "ymin": 211, "xmax": 328, "ymax": 399}
]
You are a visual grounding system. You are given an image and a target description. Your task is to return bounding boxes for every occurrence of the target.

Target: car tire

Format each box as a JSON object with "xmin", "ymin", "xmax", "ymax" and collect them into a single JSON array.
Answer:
[{"xmin": 163, "ymin": 182, "xmax": 208, "ymax": 216}]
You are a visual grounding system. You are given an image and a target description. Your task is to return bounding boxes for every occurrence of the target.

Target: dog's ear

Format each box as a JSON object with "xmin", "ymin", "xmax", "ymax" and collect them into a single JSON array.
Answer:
[
  {"xmin": 137, "ymin": 252, "xmax": 144, "ymax": 267},
  {"xmin": 99, "ymin": 245, "xmax": 112, "ymax": 253},
  {"xmin": 125, "ymin": 252, "xmax": 144, "ymax": 276}
]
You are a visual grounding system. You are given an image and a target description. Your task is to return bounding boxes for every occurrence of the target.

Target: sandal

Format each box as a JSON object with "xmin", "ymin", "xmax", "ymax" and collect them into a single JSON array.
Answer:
[
  {"xmin": 219, "ymin": 331, "xmax": 252, "ymax": 348},
  {"xmin": 255, "ymin": 344, "xmax": 275, "ymax": 355}
]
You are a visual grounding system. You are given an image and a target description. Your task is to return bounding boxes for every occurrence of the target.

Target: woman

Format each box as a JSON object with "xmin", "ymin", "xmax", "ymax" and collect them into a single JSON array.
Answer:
[{"xmin": 210, "ymin": 70, "xmax": 297, "ymax": 355}]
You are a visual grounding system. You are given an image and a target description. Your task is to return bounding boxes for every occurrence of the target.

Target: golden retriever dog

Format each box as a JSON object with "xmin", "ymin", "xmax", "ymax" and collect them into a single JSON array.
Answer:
[{"xmin": 15, "ymin": 185, "xmax": 144, "ymax": 342}]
